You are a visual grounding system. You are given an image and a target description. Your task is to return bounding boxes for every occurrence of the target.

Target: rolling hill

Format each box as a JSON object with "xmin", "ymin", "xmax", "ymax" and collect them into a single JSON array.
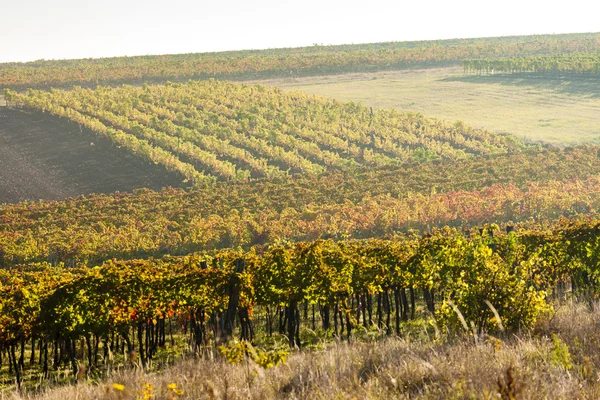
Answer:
[
  {"xmin": 3, "ymin": 80, "xmax": 526, "ymax": 189},
  {"xmin": 264, "ymin": 66, "xmax": 600, "ymax": 144},
  {"xmin": 1, "ymin": 32, "xmax": 599, "ymax": 90},
  {"xmin": 2, "ymin": 31, "xmax": 600, "ymax": 396}
]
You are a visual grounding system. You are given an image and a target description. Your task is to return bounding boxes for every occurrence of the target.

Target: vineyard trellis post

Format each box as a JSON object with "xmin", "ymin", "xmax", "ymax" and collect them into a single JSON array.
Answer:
[{"xmin": 223, "ymin": 258, "xmax": 245, "ymax": 342}]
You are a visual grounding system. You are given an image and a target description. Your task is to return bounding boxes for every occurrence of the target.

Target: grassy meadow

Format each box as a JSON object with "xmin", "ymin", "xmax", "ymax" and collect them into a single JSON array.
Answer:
[
  {"xmin": 260, "ymin": 67, "xmax": 600, "ymax": 145},
  {"xmin": 8, "ymin": 302, "xmax": 600, "ymax": 399}
]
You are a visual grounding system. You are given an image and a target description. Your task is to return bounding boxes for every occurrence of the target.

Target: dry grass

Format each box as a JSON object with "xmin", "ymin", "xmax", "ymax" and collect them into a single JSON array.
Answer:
[
  {"xmin": 255, "ymin": 67, "xmax": 600, "ymax": 145},
  {"xmin": 7, "ymin": 301, "xmax": 600, "ymax": 399}
]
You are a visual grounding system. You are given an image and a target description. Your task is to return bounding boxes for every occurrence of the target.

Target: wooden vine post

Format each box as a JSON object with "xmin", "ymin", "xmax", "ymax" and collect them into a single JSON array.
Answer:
[{"xmin": 223, "ymin": 258, "xmax": 253, "ymax": 342}]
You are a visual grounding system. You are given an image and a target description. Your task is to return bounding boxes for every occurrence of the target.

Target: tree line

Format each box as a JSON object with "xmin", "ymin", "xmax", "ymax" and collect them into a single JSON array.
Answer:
[
  {"xmin": 2, "ymin": 33, "xmax": 600, "ymax": 89},
  {"xmin": 464, "ymin": 51, "xmax": 600, "ymax": 76}
]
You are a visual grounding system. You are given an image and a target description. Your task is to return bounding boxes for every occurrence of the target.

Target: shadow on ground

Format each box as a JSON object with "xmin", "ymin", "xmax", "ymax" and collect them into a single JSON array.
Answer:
[
  {"xmin": 440, "ymin": 74, "xmax": 600, "ymax": 98},
  {"xmin": 0, "ymin": 107, "xmax": 186, "ymax": 204}
]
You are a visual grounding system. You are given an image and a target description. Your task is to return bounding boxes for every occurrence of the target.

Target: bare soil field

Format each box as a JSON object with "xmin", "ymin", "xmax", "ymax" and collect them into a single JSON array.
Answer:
[{"xmin": 0, "ymin": 106, "xmax": 185, "ymax": 204}]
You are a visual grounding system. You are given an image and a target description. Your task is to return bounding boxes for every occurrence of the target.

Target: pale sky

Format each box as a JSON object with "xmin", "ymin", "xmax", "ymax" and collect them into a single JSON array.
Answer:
[{"xmin": 1, "ymin": 0, "xmax": 599, "ymax": 63}]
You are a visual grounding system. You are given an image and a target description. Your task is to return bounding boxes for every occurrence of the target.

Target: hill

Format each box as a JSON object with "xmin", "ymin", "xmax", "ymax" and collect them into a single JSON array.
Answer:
[
  {"xmin": 2, "ymin": 144, "xmax": 600, "ymax": 267},
  {"xmin": 4, "ymin": 80, "xmax": 526, "ymax": 187},
  {"xmin": 1, "ymin": 32, "xmax": 599, "ymax": 90},
  {"xmin": 267, "ymin": 66, "xmax": 600, "ymax": 144},
  {"xmin": 2, "ymin": 33, "xmax": 600, "ymax": 396}
]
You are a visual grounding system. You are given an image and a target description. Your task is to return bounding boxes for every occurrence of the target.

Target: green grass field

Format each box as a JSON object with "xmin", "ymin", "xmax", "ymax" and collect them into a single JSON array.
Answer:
[{"xmin": 260, "ymin": 67, "xmax": 600, "ymax": 145}]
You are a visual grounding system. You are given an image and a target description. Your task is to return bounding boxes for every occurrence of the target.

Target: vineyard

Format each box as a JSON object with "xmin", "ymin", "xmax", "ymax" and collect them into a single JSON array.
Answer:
[
  {"xmin": 464, "ymin": 50, "xmax": 600, "ymax": 76},
  {"xmin": 1, "ymin": 33, "xmax": 599, "ymax": 89},
  {"xmin": 2, "ymin": 30, "xmax": 600, "ymax": 397},
  {"xmin": 2, "ymin": 142, "xmax": 600, "ymax": 268},
  {"xmin": 4, "ymin": 81, "xmax": 524, "ymax": 184},
  {"xmin": 1, "ymin": 217, "xmax": 599, "ymax": 388},
  {"xmin": 1, "ymin": 112, "xmax": 599, "ymax": 390}
]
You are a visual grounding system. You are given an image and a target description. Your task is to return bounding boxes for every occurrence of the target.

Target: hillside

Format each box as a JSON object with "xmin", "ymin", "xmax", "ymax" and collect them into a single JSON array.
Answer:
[
  {"xmin": 265, "ymin": 66, "xmax": 600, "ymax": 144},
  {"xmin": 2, "ymin": 28, "xmax": 600, "ymax": 395},
  {"xmin": 4, "ymin": 80, "xmax": 526, "ymax": 186},
  {"xmin": 2, "ymin": 144, "xmax": 600, "ymax": 267},
  {"xmin": 0, "ymin": 106, "xmax": 183, "ymax": 203},
  {"xmin": 1, "ymin": 32, "xmax": 599, "ymax": 90}
]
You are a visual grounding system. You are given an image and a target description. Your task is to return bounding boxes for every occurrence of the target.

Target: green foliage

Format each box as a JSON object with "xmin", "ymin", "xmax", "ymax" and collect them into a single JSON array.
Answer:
[
  {"xmin": 415, "ymin": 228, "xmax": 551, "ymax": 333},
  {"xmin": 549, "ymin": 333, "xmax": 573, "ymax": 370},
  {"xmin": 3, "ymin": 88, "xmax": 14, "ymax": 102},
  {"xmin": 0, "ymin": 218, "xmax": 598, "ymax": 388},
  {"xmin": 1, "ymin": 223, "xmax": 598, "ymax": 351},
  {"xmin": 3, "ymin": 146, "xmax": 600, "ymax": 268},
  {"xmin": 218, "ymin": 340, "xmax": 288, "ymax": 369},
  {"xmin": 465, "ymin": 51, "xmax": 600, "ymax": 76},
  {"xmin": 8, "ymin": 81, "xmax": 523, "ymax": 185}
]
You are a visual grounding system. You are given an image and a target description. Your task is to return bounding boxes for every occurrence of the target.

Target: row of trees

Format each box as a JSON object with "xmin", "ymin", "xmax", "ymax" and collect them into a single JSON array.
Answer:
[
  {"xmin": 2, "ymin": 219, "xmax": 600, "ymax": 387},
  {"xmin": 464, "ymin": 51, "xmax": 600, "ymax": 75}
]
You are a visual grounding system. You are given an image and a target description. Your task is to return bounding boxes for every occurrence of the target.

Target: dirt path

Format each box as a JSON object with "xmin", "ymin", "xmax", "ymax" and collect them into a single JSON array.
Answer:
[{"xmin": 0, "ymin": 107, "xmax": 185, "ymax": 204}]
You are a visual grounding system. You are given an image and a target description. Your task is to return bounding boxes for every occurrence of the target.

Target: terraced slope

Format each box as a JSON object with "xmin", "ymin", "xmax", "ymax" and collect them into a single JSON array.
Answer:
[
  {"xmin": 5, "ymin": 80, "xmax": 526, "ymax": 185},
  {"xmin": 0, "ymin": 106, "xmax": 184, "ymax": 203}
]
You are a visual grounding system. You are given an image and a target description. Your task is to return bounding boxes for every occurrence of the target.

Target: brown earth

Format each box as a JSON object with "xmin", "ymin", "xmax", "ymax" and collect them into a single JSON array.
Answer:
[{"xmin": 0, "ymin": 106, "xmax": 186, "ymax": 204}]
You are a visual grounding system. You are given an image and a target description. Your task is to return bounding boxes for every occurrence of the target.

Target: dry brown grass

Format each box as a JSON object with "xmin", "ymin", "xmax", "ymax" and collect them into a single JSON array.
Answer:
[
  {"xmin": 6, "ymin": 301, "xmax": 600, "ymax": 399},
  {"xmin": 257, "ymin": 67, "xmax": 600, "ymax": 145}
]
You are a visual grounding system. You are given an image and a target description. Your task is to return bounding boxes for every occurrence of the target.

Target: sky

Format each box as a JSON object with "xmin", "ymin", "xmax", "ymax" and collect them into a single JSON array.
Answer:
[{"xmin": 1, "ymin": 0, "xmax": 599, "ymax": 63}]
